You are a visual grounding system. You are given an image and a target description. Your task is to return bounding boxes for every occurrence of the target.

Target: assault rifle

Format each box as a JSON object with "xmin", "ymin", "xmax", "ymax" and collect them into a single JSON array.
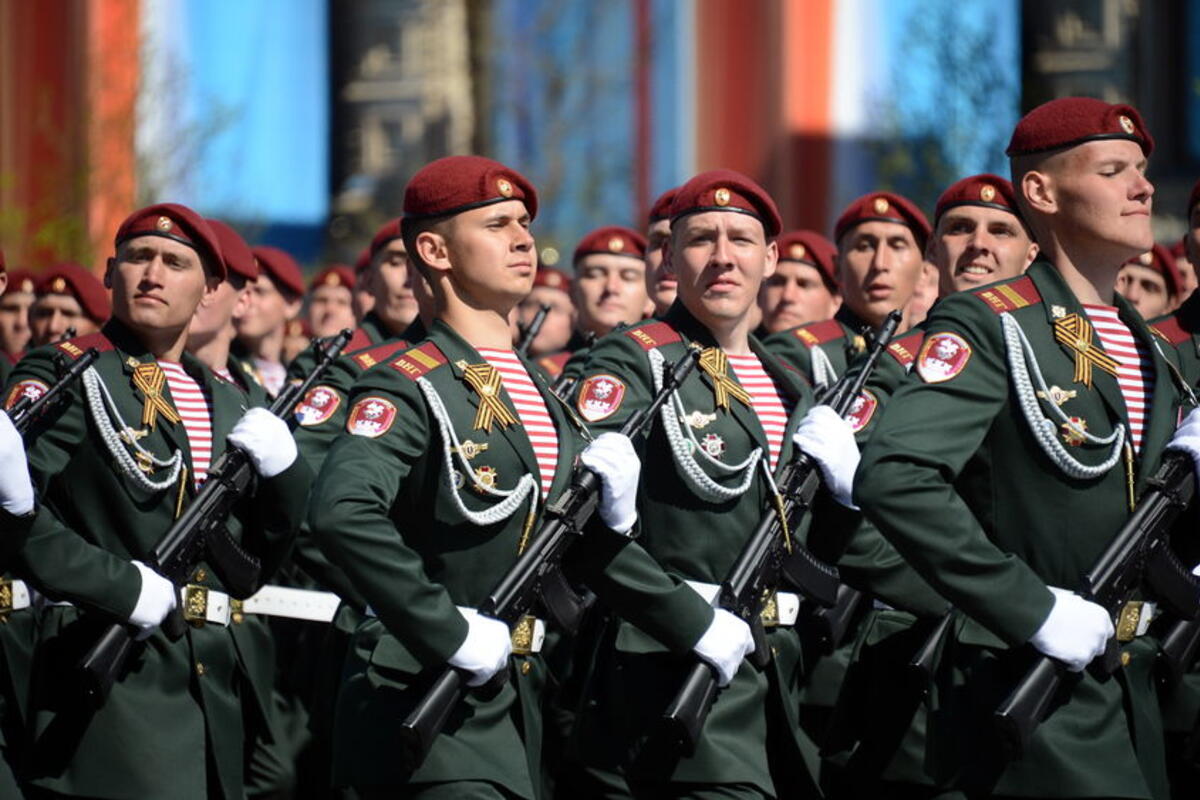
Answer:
[
  {"xmin": 994, "ymin": 450, "xmax": 1200, "ymax": 758},
  {"xmin": 515, "ymin": 303, "xmax": 550, "ymax": 358},
  {"xmin": 77, "ymin": 328, "xmax": 354, "ymax": 707},
  {"xmin": 658, "ymin": 309, "xmax": 902, "ymax": 755},
  {"xmin": 8, "ymin": 348, "xmax": 100, "ymax": 435},
  {"xmin": 398, "ymin": 347, "xmax": 702, "ymax": 770}
]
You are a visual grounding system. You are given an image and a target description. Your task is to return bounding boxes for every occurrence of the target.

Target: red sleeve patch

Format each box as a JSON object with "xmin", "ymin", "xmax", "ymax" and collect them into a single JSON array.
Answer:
[
  {"xmin": 885, "ymin": 330, "xmax": 924, "ymax": 368},
  {"xmin": 577, "ymin": 374, "xmax": 627, "ymax": 422},
  {"xmin": 537, "ymin": 351, "xmax": 572, "ymax": 377},
  {"xmin": 294, "ymin": 385, "xmax": 342, "ymax": 427},
  {"xmin": 346, "ymin": 396, "xmax": 398, "ymax": 438},
  {"xmin": 972, "ymin": 276, "xmax": 1041, "ymax": 315},
  {"xmin": 352, "ymin": 339, "xmax": 410, "ymax": 371},
  {"xmin": 624, "ymin": 321, "xmax": 682, "ymax": 351},
  {"xmin": 390, "ymin": 342, "xmax": 447, "ymax": 380},
  {"xmin": 5, "ymin": 379, "xmax": 48, "ymax": 410},
  {"xmin": 344, "ymin": 328, "xmax": 374, "ymax": 353},
  {"xmin": 55, "ymin": 332, "xmax": 114, "ymax": 359},
  {"xmin": 792, "ymin": 319, "xmax": 845, "ymax": 348},
  {"xmin": 846, "ymin": 389, "xmax": 878, "ymax": 433},
  {"xmin": 1151, "ymin": 315, "xmax": 1192, "ymax": 346},
  {"xmin": 916, "ymin": 333, "xmax": 973, "ymax": 383}
]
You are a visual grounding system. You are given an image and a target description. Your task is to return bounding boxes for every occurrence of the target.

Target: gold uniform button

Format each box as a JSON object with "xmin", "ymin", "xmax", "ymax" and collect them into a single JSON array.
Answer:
[
  {"xmin": 194, "ymin": 568, "xmax": 207, "ymax": 582},
  {"xmin": 1120, "ymin": 652, "xmax": 1132, "ymax": 667},
  {"xmin": 520, "ymin": 662, "xmax": 532, "ymax": 675},
  {"xmin": 196, "ymin": 662, "xmax": 206, "ymax": 676}
]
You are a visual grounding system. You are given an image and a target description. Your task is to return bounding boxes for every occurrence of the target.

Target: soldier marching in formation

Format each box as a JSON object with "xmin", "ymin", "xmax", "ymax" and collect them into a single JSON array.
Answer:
[{"xmin": 2, "ymin": 96, "xmax": 1200, "ymax": 800}]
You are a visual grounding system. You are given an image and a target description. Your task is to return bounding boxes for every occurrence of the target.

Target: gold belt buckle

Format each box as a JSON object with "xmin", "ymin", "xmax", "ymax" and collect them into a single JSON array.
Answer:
[
  {"xmin": 183, "ymin": 584, "xmax": 210, "ymax": 627},
  {"xmin": 760, "ymin": 591, "xmax": 780, "ymax": 628},
  {"xmin": 230, "ymin": 599, "xmax": 245, "ymax": 625},
  {"xmin": 0, "ymin": 580, "xmax": 12, "ymax": 623},
  {"xmin": 511, "ymin": 615, "xmax": 536, "ymax": 655},
  {"xmin": 1116, "ymin": 601, "xmax": 1144, "ymax": 642}
]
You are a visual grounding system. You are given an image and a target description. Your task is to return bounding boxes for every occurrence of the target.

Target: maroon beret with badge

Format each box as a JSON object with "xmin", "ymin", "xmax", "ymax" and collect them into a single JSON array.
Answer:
[
  {"xmin": 369, "ymin": 219, "xmax": 403, "ymax": 261},
  {"xmin": 206, "ymin": 219, "xmax": 259, "ymax": 282},
  {"xmin": 1126, "ymin": 243, "xmax": 1182, "ymax": 296},
  {"xmin": 403, "ymin": 156, "xmax": 538, "ymax": 223},
  {"xmin": 573, "ymin": 226, "xmax": 647, "ymax": 265},
  {"xmin": 669, "ymin": 169, "xmax": 782, "ymax": 237},
  {"xmin": 38, "ymin": 262, "xmax": 111, "ymax": 324},
  {"xmin": 3, "ymin": 269, "xmax": 36, "ymax": 296},
  {"xmin": 934, "ymin": 174, "xmax": 1023, "ymax": 224},
  {"xmin": 310, "ymin": 264, "xmax": 355, "ymax": 291},
  {"xmin": 648, "ymin": 186, "xmax": 680, "ymax": 225},
  {"xmin": 532, "ymin": 267, "xmax": 571, "ymax": 293},
  {"xmin": 776, "ymin": 230, "xmax": 839, "ymax": 290},
  {"xmin": 1006, "ymin": 97, "xmax": 1154, "ymax": 158},
  {"xmin": 252, "ymin": 246, "xmax": 305, "ymax": 299},
  {"xmin": 114, "ymin": 202, "xmax": 225, "ymax": 280},
  {"xmin": 354, "ymin": 247, "xmax": 371, "ymax": 275},
  {"xmin": 834, "ymin": 191, "xmax": 931, "ymax": 251}
]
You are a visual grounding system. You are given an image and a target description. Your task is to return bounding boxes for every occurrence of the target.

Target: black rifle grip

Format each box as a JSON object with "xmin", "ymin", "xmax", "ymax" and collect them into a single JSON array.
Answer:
[
  {"xmin": 658, "ymin": 661, "xmax": 719, "ymax": 756},
  {"xmin": 78, "ymin": 624, "xmax": 135, "ymax": 708},
  {"xmin": 748, "ymin": 618, "xmax": 770, "ymax": 669},
  {"xmin": 399, "ymin": 668, "xmax": 465, "ymax": 770},
  {"xmin": 994, "ymin": 656, "xmax": 1063, "ymax": 760}
]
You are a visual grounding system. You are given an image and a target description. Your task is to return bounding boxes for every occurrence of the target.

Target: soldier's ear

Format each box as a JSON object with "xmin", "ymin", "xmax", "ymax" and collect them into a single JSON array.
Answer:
[
  {"xmin": 103, "ymin": 258, "xmax": 116, "ymax": 289},
  {"xmin": 415, "ymin": 230, "xmax": 451, "ymax": 275},
  {"xmin": 1022, "ymin": 169, "xmax": 1056, "ymax": 216},
  {"xmin": 762, "ymin": 239, "xmax": 778, "ymax": 279}
]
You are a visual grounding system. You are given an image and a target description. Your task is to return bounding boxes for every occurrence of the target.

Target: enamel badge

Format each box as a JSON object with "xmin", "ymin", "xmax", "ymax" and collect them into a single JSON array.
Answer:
[
  {"xmin": 5, "ymin": 379, "xmax": 48, "ymax": 410},
  {"xmin": 1061, "ymin": 417, "xmax": 1088, "ymax": 446},
  {"xmin": 577, "ymin": 374, "xmax": 626, "ymax": 422},
  {"xmin": 700, "ymin": 433, "xmax": 726, "ymax": 459},
  {"xmin": 916, "ymin": 333, "xmax": 972, "ymax": 383},
  {"xmin": 294, "ymin": 385, "xmax": 341, "ymax": 427},
  {"xmin": 346, "ymin": 396, "xmax": 398, "ymax": 438},
  {"xmin": 846, "ymin": 390, "xmax": 878, "ymax": 433}
]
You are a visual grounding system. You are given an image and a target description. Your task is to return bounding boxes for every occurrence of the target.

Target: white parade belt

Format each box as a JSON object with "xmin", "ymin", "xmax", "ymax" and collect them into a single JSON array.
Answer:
[
  {"xmin": 0, "ymin": 579, "xmax": 33, "ymax": 616},
  {"xmin": 684, "ymin": 580, "xmax": 800, "ymax": 627},
  {"xmin": 180, "ymin": 584, "xmax": 342, "ymax": 627},
  {"xmin": 364, "ymin": 605, "xmax": 546, "ymax": 655}
]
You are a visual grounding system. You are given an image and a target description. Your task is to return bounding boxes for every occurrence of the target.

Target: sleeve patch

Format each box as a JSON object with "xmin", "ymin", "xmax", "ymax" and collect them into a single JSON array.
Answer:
[
  {"xmin": 5, "ymin": 379, "xmax": 48, "ymax": 410},
  {"xmin": 352, "ymin": 340, "xmax": 411, "ymax": 371},
  {"xmin": 346, "ymin": 396, "xmax": 398, "ymax": 438},
  {"xmin": 294, "ymin": 385, "xmax": 342, "ymax": 427},
  {"xmin": 916, "ymin": 333, "xmax": 973, "ymax": 383},
  {"xmin": 972, "ymin": 276, "xmax": 1041, "ymax": 314},
  {"xmin": 577, "ymin": 374, "xmax": 626, "ymax": 422},
  {"xmin": 793, "ymin": 319, "xmax": 844, "ymax": 347},
  {"xmin": 846, "ymin": 389, "xmax": 878, "ymax": 433},
  {"xmin": 885, "ymin": 330, "xmax": 923, "ymax": 368},
  {"xmin": 624, "ymin": 321, "xmax": 682, "ymax": 351},
  {"xmin": 390, "ymin": 342, "xmax": 447, "ymax": 380}
]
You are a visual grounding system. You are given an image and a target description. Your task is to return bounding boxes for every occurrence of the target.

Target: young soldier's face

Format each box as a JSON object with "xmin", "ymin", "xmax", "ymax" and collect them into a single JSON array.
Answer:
[
  {"xmin": 757, "ymin": 260, "xmax": 841, "ymax": 333},
  {"xmin": 838, "ymin": 221, "xmax": 923, "ymax": 326},
  {"xmin": 1051, "ymin": 140, "xmax": 1154, "ymax": 257},
  {"xmin": 188, "ymin": 277, "xmax": 248, "ymax": 344},
  {"xmin": 645, "ymin": 218, "xmax": 676, "ymax": 315},
  {"xmin": 108, "ymin": 236, "xmax": 218, "ymax": 336},
  {"xmin": 444, "ymin": 199, "xmax": 537, "ymax": 309},
  {"xmin": 572, "ymin": 253, "xmax": 648, "ymax": 336},
  {"xmin": 29, "ymin": 294, "xmax": 98, "ymax": 346},
  {"xmin": 371, "ymin": 240, "xmax": 421, "ymax": 331},
  {"xmin": 0, "ymin": 286, "xmax": 34, "ymax": 356},
  {"xmin": 1115, "ymin": 263, "xmax": 1172, "ymax": 318},
  {"xmin": 931, "ymin": 206, "xmax": 1037, "ymax": 294},
  {"xmin": 515, "ymin": 286, "xmax": 574, "ymax": 355},
  {"xmin": 669, "ymin": 211, "xmax": 777, "ymax": 327},
  {"xmin": 308, "ymin": 284, "xmax": 355, "ymax": 337},
  {"xmin": 236, "ymin": 274, "xmax": 299, "ymax": 339}
]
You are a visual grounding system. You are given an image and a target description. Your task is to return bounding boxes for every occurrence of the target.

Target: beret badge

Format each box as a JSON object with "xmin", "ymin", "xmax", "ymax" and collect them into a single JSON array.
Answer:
[
  {"xmin": 1119, "ymin": 115, "xmax": 1135, "ymax": 135},
  {"xmin": 51, "ymin": 277, "xmax": 67, "ymax": 293},
  {"xmin": 789, "ymin": 243, "xmax": 806, "ymax": 259},
  {"xmin": 1139, "ymin": 251, "xmax": 1154, "ymax": 265},
  {"xmin": 873, "ymin": 197, "xmax": 890, "ymax": 214},
  {"xmin": 607, "ymin": 236, "xmax": 625, "ymax": 252},
  {"xmin": 980, "ymin": 185, "xmax": 996, "ymax": 202},
  {"xmin": 496, "ymin": 178, "xmax": 513, "ymax": 198},
  {"xmin": 714, "ymin": 187, "xmax": 731, "ymax": 207},
  {"xmin": 156, "ymin": 216, "xmax": 173, "ymax": 232}
]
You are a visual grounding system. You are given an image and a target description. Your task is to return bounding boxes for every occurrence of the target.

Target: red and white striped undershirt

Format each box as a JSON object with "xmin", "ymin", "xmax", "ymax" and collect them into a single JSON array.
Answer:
[
  {"xmin": 1083, "ymin": 305, "xmax": 1154, "ymax": 453},
  {"xmin": 477, "ymin": 348, "xmax": 559, "ymax": 498},
  {"xmin": 159, "ymin": 361, "xmax": 214, "ymax": 487},
  {"xmin": 214, "ymin": 366, "xmax": 234, "ymax": 383},
  {"xmin": 727, "ymin": 352, "xmax": 795, "ymax": 471}
]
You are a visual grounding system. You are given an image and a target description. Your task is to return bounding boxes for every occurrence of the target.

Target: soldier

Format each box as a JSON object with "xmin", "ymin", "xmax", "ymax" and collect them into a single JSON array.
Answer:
[
  {"xmin": 1171, "ymin": 239, "xmax": 1196, "ymax": 304},
  {"xmin": 2, "ymin": 203, "xmax": 312, "ymax": 798},
  {"xmin": 514, "ymin": 267, "xmax": 575, "ymax": 366},
  {"xmin": 352, "ymin": 247, "xmax": 375, "ymax": 321},
  {"xmin": 1116, "ymin": 243, "xmax": 1181, "ymax": 319},
  {"xmin": 757, "ymin": 230, "xmax": 841, "ymax": 335},
  {"xmin": 763, "ymin": 191, "xmax": 930, "ymax": 390},
  {"xmin": 28, "ymin": 263, "xmax": 110, "ymax": 348},
  {"xmin": 307, "ymin": 264, "xmax": 357, "ymax": 338},
  {"xmin": 645, "ymin": 187, "xmax": 680, "ymax": 316},
  {"xmin": 235, "ymin": 245, "xmax": 305, "ymax": 396},
  {"xmin": 856, "ymin": 97, "xmax": 1192, "ymax": 799},
  {"xmin": 0, "ymin": 264, "xmax": 36, "ymax": 373},
  {"xmin": 309, "ymin": 156, "xmax": 752, "ymax": 798}
]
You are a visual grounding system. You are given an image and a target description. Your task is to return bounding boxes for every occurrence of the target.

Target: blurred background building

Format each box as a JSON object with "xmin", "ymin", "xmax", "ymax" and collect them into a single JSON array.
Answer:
[{"xmin": 1, "ymin": 0, "xmax": 1197, "ymax": 276}]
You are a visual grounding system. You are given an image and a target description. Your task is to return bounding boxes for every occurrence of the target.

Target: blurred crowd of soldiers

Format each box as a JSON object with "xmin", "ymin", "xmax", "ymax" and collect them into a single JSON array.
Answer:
[{"xmin": 1, "ymin": 95, "xmax": 1200, "ymax": 800}]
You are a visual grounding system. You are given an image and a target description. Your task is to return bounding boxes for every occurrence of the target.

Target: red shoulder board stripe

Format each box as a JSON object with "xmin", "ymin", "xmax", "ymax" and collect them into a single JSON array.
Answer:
[
  {"xmin": 344, "ymin": 327, "xmax": 374, "ymax": 353},
  {"xmin": 352, "ymin": 339, "xmax": 410, "ymax": 371},
  {"xmin": 537, "ymin": 351, "xmax": 572, "ymax": 377},
  {"xmin": 624, "ymin": 320, "xmax": 682, "ymax": 351},
  {"xmin": 390, "ymin": 341, "xmax": 447, "ymax": 380},
  {"xmin": 1150, "ymin": 315, "xmax": 1192, "ymax": 346},
  {"xmin": 791, "ymin": 318, "xmax": 845, "ymax": 347},
  {"xmin": 885, "ymin": 330, "xmax": 923, "ymax": 367},
  {"xmin": 55, "ymin": 333, "xmax": 114, "ymax": 359},
  {"xmin": 972, "ymin": 276, "xmax": 1041, "ymax": 314}
]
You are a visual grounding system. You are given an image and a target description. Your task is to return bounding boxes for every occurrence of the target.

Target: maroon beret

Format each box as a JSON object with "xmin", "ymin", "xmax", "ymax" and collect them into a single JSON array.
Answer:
[
  {"xmin": 353, "ymin": 247, "xmax": 371, "ymax": 275},
  {"xmin": 647, "ymin": 186, "xmax": 680, "ymax": 225},
  {"xmin": 573, "ymin": 226, "xmax": 647, "ymax": 265},
  {"xmin": 776, "ymin": 230, "xmax": 839, "ymax": 290},
  {"xmin": 403, "ymin": 156, "xmax": 538, "ymax": 222},
  {"xmin": 206, "ymin": 219, "xmax": 259, "ymax": 282},
  {"xmin": 532, "ymin": 268, "xmax": 571, "ymax": 293},
  {"xmin": 3, "ymin": 269, "xmax": 36, "ymax": 296},
  {"xmin": 310, "ymin": 264, "xmax": 355, "ymax": 291},
  {"xmin": 934, "ymin": 174, "xmax": 1023, "ymax": 224},
  {"xmin": 38, "ymin": 262, "xmax": 111, "ymax": 323},
  {"xmin": 252, "ymin": 246, "xmax": 305, "ymax": 298},
  {"xmin": 669, "ymin": 169, "xmax": 782, "ymax": 237},
  {"xmin": 834, "ymin": 191, "xmax": 931, "ymax": 251},
  {"xmin": 1188, "ymin": 178, "xmax": 1200, "ymax": 219},
  {"xmin": 1171, "ymin": 239, "xmax": 1187, "ymax": 260},
  {"xmin": 1126, "ymin": 243, "xmax": 1182, "ymax": 296},
  {"xmin": 114, "ymin": 203, "xmax": 225, "ymax": 280},
  {"xmin": 1006, "ymin": 97, "xmax": 1154, "ymax": 158},
  {"xmin": 369, "ymin": 218, "xmax": 403, "ymax": 261}
]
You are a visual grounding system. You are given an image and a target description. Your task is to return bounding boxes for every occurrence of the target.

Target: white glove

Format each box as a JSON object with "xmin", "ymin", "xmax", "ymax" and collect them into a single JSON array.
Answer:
[
  {"xmin": 128, "ymin": 561, "xmax": 178, "ymax": 638},
  {"xmin": 792, "ymin": 405, "xmax": 860, "ymax": 508},
  {"xmin": 0, "ymin": 413, "xmax": 34, "ymax": 515},
  {"xmin": 1029, "ymin": 586, "xmax": 1114, "ymax": 672},
  {"xmin": 579, "ymin": 432, "xmax": 640, "ymax": 534},
  {"xmin": 228, "ymin": 407, "xmax": 297, "ymax": 478},
  {"xmin": 693, "ymin": 609, "xmax": 756, "ymax": 687},
  {"xmin": 1168, "ymin": 407, "xmax": 1200, "ymax": 474},
  {"xmin": 448, "ymin": 609, "xmax": 513, "ymax": 687}
]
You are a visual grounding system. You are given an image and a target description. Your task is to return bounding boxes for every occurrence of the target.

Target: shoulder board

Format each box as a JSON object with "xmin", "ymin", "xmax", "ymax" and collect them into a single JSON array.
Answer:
[
  {"xmin": 1150, "ymin": 315, "xmax": 1192, "ymax": 346},
  {"xmin": 340, "ymin": 327, "xmax": 373, "ymax": 354},
  {"xmin": 390, "ymin": 341, "xmax": 447, "ymax": 380},
  {"xmin": 537, "ymin": 351, "xmax": 572, "ymax": 377},
  {"xmin": 624, "ymin": 321, "xmax": 682, "ymax": 351},
  {"xmin": 55, "ymin": 332, "xmax": 114, "ymax": 359},
  {"xmin": 971, "ymin": 276, "xmax": 1042, "ymax": 314},
  {"xmin": 885, "ymin": 329, "xmax": 923, "ymax": 367},
  {"xmin": 791, "ymin": 318, "xmax": 846, "ymax": 347},
  {"xmin": 352, "ymin": 339, "xmax": 410, "ymax": 371}
]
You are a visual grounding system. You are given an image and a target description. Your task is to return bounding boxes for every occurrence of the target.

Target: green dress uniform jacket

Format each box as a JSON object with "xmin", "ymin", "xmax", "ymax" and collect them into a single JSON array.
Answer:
[
  {"xmin": 7, "ymin": 320, "xmax": 312, "ymax": 799},
  {"xmin": 855, "ymin": 259, "xmax": 1182, "ymax": 799},
  {"xmin": 762, "ymin": 307, "xmax": 872, "ymax": 392},
  {"xmin": 309, "ymin": 319, "xmax": 713, "ymax": 797}
]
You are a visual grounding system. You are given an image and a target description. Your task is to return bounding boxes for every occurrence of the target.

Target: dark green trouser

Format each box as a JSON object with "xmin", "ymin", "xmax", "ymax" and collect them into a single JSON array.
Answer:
[{"xmin": 359, "ymin": 780, "xmax": 520, "ymax": 799}]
